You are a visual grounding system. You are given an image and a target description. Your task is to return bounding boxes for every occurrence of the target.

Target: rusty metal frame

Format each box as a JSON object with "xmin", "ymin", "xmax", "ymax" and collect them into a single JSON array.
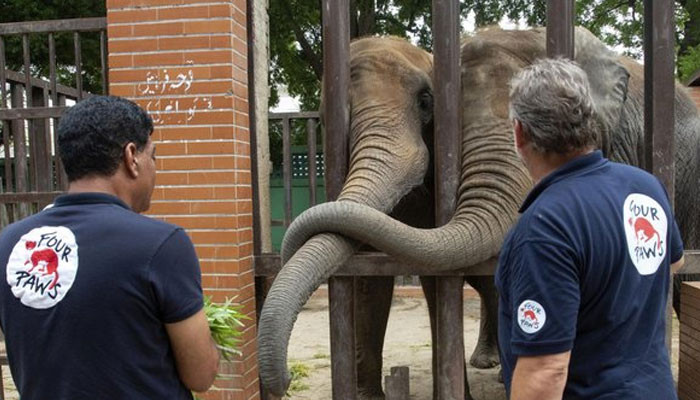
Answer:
[
  {"xmin": 0, "ymin": 17, "xmax": 108, "ymax": 226},
  {"xmin": 253, "ymin": 0, "xmax": 688, "ymax": 398}
]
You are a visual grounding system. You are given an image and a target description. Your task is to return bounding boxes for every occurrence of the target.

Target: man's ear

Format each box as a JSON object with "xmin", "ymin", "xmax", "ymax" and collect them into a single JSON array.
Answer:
[{"xmin": 123, "ymin": 142, "xmax": 139, "ymax": 179}]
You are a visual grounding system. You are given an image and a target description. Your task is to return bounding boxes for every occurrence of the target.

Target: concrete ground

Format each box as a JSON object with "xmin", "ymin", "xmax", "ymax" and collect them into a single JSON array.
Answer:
[{"xmin": 284, "ymin": 286, "xmax": 681, "ymax": 400}]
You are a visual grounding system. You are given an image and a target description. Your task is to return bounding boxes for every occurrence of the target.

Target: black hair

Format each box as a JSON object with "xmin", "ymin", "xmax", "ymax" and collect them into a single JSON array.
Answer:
[{"xmin": 57, "ymin": 95, "xmax": 153, "ymax": 182}]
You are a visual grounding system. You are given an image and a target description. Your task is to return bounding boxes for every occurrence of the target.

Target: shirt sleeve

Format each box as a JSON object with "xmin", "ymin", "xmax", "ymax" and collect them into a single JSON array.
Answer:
[
  {"xmin": 669, "ymin": 217, "xmax": 684, "ymax": 264},
  {"xmin": 656, "ymin": 177, "xmax": 684, "ymax": 263},
  {"xmin": 149, "ymin": 228, "xmax": 204, "ymax": 323},
  {"xmin": 508, "ymin": 239, "xmax": 580, "ymax": 356}
]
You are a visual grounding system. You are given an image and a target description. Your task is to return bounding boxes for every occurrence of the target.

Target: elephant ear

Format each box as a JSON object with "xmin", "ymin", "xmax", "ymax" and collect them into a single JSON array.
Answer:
[{"xmin": 574, "ymin": 27, "xmax": 630, "ymax": 157}]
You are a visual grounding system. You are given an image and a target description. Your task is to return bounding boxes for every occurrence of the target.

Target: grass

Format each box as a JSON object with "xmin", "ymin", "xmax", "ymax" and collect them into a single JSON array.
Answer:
[
  {"xmin": 312, "ymin": 352, "xmax": 330, "ymax": 359},
  {"xmin": 287, "ymin": 361, "xmax": 311, "ymax": 394}
]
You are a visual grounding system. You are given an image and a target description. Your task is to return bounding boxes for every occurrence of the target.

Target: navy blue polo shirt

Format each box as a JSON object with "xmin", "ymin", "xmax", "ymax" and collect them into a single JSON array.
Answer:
[
  {"xmin": 0, "ymin": 193, "xmax": 203, "ymax": 400},
  {"xmin": 496, "ymin": 151, "xmax": 683, "ymax": 399}
]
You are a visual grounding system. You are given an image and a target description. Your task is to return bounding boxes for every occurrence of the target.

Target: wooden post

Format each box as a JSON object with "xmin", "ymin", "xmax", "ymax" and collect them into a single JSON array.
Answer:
[
  {"xmin": 322, "ymin": 0, "xmax": 356, "ymax": 399},
  {"xmin": 432, "ymin": 0, "xmax": 464, "ymax": 399},
  {"xmin": 643, "ymin": 0, "xmax": 676, "ymax": 354},
  {"xmin": 546, "ymin": 0, "xmax": 575, "ymax": 59},
  {"xmin": 385, "ymin": 366, "xmax": 410, "ymax": 400}
]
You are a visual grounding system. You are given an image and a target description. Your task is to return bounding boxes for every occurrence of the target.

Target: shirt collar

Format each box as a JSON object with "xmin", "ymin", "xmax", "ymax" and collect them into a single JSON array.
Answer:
[
  {"xmin": 53, "ymin": 192, "xmax": 131, "ymax": 211},
  {"xmin": 519, "ymin": 150, "xmax": 606, "ymax": 213}
]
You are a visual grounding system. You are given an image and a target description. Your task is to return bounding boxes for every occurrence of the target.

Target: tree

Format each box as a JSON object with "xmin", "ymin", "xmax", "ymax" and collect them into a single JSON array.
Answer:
[
  {"xmin": 0, "ymin": 0, "xmax": 106, "ymax": 94},
  {"xmin": 269, "ymin": 0, "xmax": 700, "ymax": 111}
]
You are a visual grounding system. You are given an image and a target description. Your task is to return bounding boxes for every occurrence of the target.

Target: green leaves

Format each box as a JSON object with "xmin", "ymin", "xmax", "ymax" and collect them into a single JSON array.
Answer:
[
  {"xmin": 679, "ymin": 43, "xmax": 700, "ymax": 82},
  {"xmin": 269, "ymin": 0, "xmax": 700, "ymax": 114},
  {"xmin": 204, "ymin": 296, "xmax": 249, "ymax": 361},
  {"xmin": 0, "ymin": 0, "xmax": 106, "ymax": 94}
]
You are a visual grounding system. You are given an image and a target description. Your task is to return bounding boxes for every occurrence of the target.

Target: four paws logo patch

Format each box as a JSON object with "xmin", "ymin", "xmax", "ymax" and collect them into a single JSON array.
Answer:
[
  {"xmin": 6, "ymin": 226, "xmax": 79, "ymax": 309},
  {"xmin": 517, "ymin": 300, "xmax": 546, "ymax": 334},
  {"xmin": 623, "ymin": 194, "xmax": 667, "ymax": 275}
]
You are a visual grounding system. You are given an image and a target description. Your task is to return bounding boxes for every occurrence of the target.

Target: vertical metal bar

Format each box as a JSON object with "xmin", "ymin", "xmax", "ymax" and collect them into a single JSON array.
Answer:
[
  {"xmin": 546, "ymin": 0, "xmax": 575, "ymax": 59},
  {"xmin": 282, "ymin": 118, "xmax": 292, "ymax": 227},
  {"xmin": 328, "ymin": 276, "xmax": 356, "ymax": 400},
  {"xmin": 100, "ymin": 30, "xmax": 108, "ymax": 95},
  {"xmin": 323, "ymin": 0, "xmax": 356, "ymax": 399},
  {"xmin": 21, "ymin": 34, "xmax": 34, "ymax": 197},
  {"xmin": 11, "ymin": 84, "xmax": 27, "ymax": 218},
  {"xmin": 643, "ymin": 0, "xmax": 676, "ymax": 356},
  {"xmin": 323, "ymin": 4, "xmax": 350, "ymax": 200},
  {"xmin": 0, "ymin": 37, "xmax": 10, "ymax": 197},
  {"xmin": 49, "ymin": 34, "xmax": 60, "ymax": 193},
  {"xmin": 307, "ymin": 118, "xmax": 317, "ymax": 206},
  {"xmin": 55, "ymin": 95, "xmax": 68, "ymax": 190},
  {"xmin": 22, "ymin": 34, "xmax": 32, "ymax": 108},
  {"xmin": 49, "ymin": 34, "xmax": 58, "ymax": 105},
  {"xmin": 74, "ymin": 32, "xmax": 83, "ymax": 101},
  {"xmin": 32, "ymin": 86, "xmax": 51, "ymax": 192},
  {"xmin": 432, "ymin": 0, "xmax": 464, "ymax": 399},
  {"xmin": 0, "ymin": 37, "xmax": 7, "ymax": 109}
]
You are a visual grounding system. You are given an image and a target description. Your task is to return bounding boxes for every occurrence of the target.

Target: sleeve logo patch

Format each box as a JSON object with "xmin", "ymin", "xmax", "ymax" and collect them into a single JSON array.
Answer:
[
  {"xmin": 518, "ymin": 300, "xmax": 546, "ymax": 334},
  {"xmin": 6, "ymin": 226, "xmax": 79, "ymax": 309},
  {"xmin": 623, "ymin": 193, "xmax": 667, "ymax": 275}
]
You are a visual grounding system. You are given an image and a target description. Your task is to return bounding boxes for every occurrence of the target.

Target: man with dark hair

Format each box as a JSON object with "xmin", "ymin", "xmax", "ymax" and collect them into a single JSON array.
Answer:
[
  {"xmin": 0, "ymin": 96, "xmax": 219, "ymax": 399},
  {"xmin": 497, "ymin": 58, "xmax": 684, "ymax": 399}
]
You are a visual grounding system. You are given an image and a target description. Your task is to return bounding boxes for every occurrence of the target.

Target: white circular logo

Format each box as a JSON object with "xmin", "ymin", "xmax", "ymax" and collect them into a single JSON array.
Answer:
[
  {"xmin": 517, "ymin": 300, "xmax": 546, "ymax": 334},
  {"xmin": 622, "ymin": 194, "xmax": 668, "ymax": 275},
  {"xmin": 6, "ymin": 226, "xmax": 79, "ymax": 309}
]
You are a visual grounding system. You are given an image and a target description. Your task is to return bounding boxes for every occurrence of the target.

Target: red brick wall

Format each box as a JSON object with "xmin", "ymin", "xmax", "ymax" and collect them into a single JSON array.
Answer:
[
  {"xmin": 687, "ymin": 86, "xmax": 700, "ymax": 111},
  {"xmin": 106, "ymin": 1, "xmax": 258, "ymax": 399},
  {"xmin": 679, "ymin": 282, "xmax": 700, "ymax": 400}
]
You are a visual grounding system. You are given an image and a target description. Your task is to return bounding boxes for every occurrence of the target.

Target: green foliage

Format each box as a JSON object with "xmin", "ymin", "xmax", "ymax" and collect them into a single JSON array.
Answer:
[
  {"xmin": 287, "ymin": 361, "xmax": 311, "ymax": 394},
  {"xmin": 679, "ymin": 43, "xmax": 700, "ymax": 82},
  {"xmin": 204, "ymin": 296, "xmax": 249, "ymax": 361},
  {"xmin": 0, "ymin": 0, "xmax": 106, "ymax": 94},
  {"xmin": 269, "ymin": 0, "xmax": 700, "ymax": 113}
]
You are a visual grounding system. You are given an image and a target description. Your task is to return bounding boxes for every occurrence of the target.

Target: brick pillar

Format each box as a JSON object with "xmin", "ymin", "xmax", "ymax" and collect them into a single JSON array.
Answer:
[{"xmin": 106, "ymin": 1, "xmax": 258, "ymax": 399}]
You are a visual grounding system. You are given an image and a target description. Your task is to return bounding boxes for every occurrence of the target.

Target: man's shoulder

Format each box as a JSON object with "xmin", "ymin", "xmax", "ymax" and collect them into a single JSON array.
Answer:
[
  {"xmin": 606, "ymin": 160, "xmax": 656, "ymax": 180},
  {"xmin": 1, "ymin": 206, "xmax": 182, "ymax": 246}
]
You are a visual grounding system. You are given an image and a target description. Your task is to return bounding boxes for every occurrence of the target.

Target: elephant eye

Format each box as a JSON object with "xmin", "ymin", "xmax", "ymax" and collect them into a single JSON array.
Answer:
[{"xmin": 418, "ymin": 89, "xmax": 433, "ymax": 112}]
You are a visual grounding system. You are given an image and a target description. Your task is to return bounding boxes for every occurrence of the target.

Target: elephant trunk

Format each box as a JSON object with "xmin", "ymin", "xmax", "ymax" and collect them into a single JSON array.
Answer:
[
  {"xmin": 282, "ymin": 117, "xmax": 530, "ymax": 271},
  {"xmin": 258, "ymin": 125, "xmax": 428, "ymax": 396},
  {"xmin": 257, "ymin": 232, "xmax": 356, "ymax": 396}
]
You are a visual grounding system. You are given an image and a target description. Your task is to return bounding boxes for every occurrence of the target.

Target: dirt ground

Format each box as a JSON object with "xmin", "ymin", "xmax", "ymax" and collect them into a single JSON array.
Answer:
[
  {"xmin": 0, "ymin": 287, "xmax": 681, "ymax": 400},
  {"xmin": 284, "ymin": 286, "xmax": 681, "ymax": 400}
]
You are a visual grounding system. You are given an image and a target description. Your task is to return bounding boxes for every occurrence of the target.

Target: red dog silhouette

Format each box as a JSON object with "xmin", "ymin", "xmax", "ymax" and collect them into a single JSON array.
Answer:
[
  {"xmin": 24, "ymin": 248, "xmax": 60, "ymax": 290},
  {"xmin": 523, "ymin": 310, "xmax": 537, "ymax": 322},
  {"xmin": 628, "ymin": 217, "xmax": 661, "ymax": 250}
]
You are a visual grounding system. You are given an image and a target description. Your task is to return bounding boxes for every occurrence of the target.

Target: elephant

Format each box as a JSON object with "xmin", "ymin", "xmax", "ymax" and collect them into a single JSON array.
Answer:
[{"xmin": 258, "ymin": 27, "xmax": 700, "ymax": 400}]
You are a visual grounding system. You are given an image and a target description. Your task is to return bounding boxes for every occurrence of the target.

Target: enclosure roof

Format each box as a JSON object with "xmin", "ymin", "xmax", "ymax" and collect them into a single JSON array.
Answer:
[{"xmin": 687, "ymin": 69, "xmax": 700, "ymax": 87}]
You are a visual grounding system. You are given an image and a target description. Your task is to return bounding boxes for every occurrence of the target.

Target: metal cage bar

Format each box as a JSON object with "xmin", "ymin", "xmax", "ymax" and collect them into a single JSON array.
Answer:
[
  {"xmin": 547, "ymin": 0, "xmax": 575, "ymax": 58},
  {"xmin": 432, "ymin": 0, "xmax": 464, "ymax": 398},
  {"xmin": 322, "ymin": 0, "xmax": 356, "ymax": 399}
]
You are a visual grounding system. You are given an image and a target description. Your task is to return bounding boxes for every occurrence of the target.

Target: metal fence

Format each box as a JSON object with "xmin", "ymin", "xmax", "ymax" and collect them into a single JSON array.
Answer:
[
  {"xmin": 252, "ymin": 0, "xmax": 698, "ymax": 398},
  {"xmin": 0, "ymin": 17, "xmax": 107, "ymax": 226}
]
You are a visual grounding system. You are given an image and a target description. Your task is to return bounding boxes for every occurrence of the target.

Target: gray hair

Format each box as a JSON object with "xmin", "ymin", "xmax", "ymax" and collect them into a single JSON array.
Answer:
[{"xmin": 509, "ymin": 58, "xmax": 599, "ymax": 154}]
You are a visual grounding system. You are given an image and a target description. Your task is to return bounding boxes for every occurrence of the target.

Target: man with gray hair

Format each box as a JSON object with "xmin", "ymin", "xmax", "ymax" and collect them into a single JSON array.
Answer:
[{"xmin": 496, "ymin": 58, "xmax": 684, "ymax": 399}]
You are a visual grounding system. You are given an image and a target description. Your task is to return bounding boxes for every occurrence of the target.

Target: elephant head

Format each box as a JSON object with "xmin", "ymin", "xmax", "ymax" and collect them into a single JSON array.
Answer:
[
  {"xmin": 258, "ymin": 36, "xmax": 434, "ymax": 396},
  {"xmin": 258, "ymin": 27, "xmax": 654, "ymax": 396}
]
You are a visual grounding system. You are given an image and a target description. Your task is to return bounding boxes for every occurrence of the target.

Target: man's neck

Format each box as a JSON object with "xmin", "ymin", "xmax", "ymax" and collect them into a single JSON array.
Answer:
[
  {"xmin": 67, "ymin": 176, "xmax": 134, "ymax": 209},
  {"xmin": 528, "ymin": 147, "xmax": 595, "ymax": 184}
]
